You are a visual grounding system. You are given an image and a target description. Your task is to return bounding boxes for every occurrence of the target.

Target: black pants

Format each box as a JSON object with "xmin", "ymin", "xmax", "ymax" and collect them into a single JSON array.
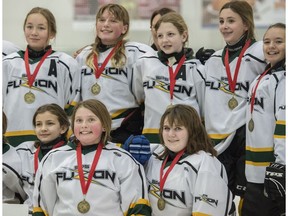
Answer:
[
  {"xmin": 217, "ymin": 125, "xmax": 247, "ymax": 197},
  {"xmin": 242, "ymin": 183, "xmax": 285, "ymax": 216}
]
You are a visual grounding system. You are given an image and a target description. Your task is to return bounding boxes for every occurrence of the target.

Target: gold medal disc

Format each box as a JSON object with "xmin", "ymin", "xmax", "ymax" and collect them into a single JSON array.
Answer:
[
  {"xmin": 228, "ymin": 97, "xmax": 238, "ymax": 110},
  {"xmin": 91, "ymin": 83, "xmax": 101, "ymax": 95},
  {"xmin": 248, "ymin": 118, "xmax": 254, "ymax": 132},
  {"xmin": 157, "ymin": 197, "xmax": 165, "ymax": 211},
  {"xmin": 24, "ymin": 91, "xmax": 35, "ymax": 104},
  {"xmin": 77, "ymin": 199, "xmax": 90, "ymax": 214}
]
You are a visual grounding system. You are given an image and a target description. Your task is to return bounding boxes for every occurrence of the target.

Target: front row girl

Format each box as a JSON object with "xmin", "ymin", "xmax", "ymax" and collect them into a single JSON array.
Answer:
[
  {"xmin": 125, "ymin": 104, "xmax": 234, "ymax": 216},
  {"xmin": 32, "ymin": 99, "xmax": 151, "ymax": 216},
  {"xmin": 16, "ymin": 104, "xmax": 70, "ymax": 213}
]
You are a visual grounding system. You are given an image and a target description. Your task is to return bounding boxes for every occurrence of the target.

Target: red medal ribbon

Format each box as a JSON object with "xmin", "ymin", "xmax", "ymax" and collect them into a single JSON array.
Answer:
[
  {"xmin": 250, "ymin": 68, "xmax": 271, "ymax": 114},
  {"xmin": 224, "ymin": 39, "xmax": 251, "ymax": 94},
  {"xmin": 168, "ymin": 55, "xmax": 186, "ymax": 102},
  {"xmin": 76, "ymin": 143, "xmax": 103, "ymax": 196},
  {"xmin": 24, "ymin": 47, "xmax": 52, "ymax": 88},
  {"xmin": 159, "ymin": 148, "xmax": 185, "ymax": 193},
  {"xmin": 34, "ymin": 140, "xmax": 65, "ymax": 174},
  {"xmin": 93, "ymin": 41, "xmax": 122, "ymax": 80}
]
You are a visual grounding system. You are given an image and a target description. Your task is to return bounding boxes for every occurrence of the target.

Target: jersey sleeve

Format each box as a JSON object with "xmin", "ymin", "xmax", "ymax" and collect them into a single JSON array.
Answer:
[
  {"xmin": 131, "ymin": 57, "xmax": 145, "ymax": 105},
  {"xmin": 192, "ymin": 156, "xmax": 233, "ymax": 216},
  {"xmin": 33, "ymin": 155, "xmax": 57, "ymax": 216},
  {"xmin": 118, "ymin": 152, "xmax": 152, "ymax": 215},
  {"xmin": 273, "ymin": 76, "xmax": 286, "ymax": 164}
]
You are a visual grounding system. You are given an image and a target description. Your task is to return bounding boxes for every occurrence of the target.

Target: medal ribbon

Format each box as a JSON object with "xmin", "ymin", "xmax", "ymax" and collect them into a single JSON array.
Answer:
[
  {"xmin": 34, "ymin": 140, "xmax": 65, "ymax": 174},
  {"xmin": 168, "ymin": 55, "xmax": 186, "ymax": 102},
  {"xmin": 24, "ymin": 47, "xmax": 52, "ymax": 88},
  {"xmin": 93, "ymin": 41, "xmax": 122, "ymax": 80},
  {"xmin": 224, "ymin": 39, "xmax": 251, "ymax": 94},
  {"xmin": 159, "ymin": 148, "xmax": 185, "ymax": 193},
  {"xmin": 76, "ymin": 142, "xmax": 103, "ymax": 197},
  {"xmin": 250, "ymin": 67, "xmax": 271, "ymax": 114}
]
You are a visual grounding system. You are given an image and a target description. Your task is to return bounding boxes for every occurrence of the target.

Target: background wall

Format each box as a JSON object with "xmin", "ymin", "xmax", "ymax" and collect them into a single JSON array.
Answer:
[{"xmin": 3, "ymin": 0, "xmax": 283, "ymax": 56}]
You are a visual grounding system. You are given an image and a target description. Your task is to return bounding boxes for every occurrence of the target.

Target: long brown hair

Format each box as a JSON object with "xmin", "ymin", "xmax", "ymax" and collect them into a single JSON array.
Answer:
[
  {"xmin": 86, "ymin": 4, "xmax": 129, "ymax": 69},
  {"xmin": 159, "ymin": 104, "xmax": 217, "ymax": 158},
  {"xmin": 220, "ymin": 1, "xmax": 255, "ymax": 40}
]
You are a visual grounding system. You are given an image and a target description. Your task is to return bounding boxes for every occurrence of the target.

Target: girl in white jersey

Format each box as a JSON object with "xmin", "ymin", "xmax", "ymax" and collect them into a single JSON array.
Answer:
[
  {"xmin": 132, "ymin": 12, "xmax": 205, "ymax": 144},
  {"xmin": 143, "ymin": 104, "xmax": 233, "ymax": 215},
  {"xmin": 3, "ymin": 112, "xmax": 26, "ymax": 204},
  {"xmin": 75, "ymin": 4, "xmax": 154, "ymax": 145},
  {"xmin": 33, "ymin": 99, "xmax": 151, "ymax": 216},
  {"xmin": 242, "ymin": 23, "xmax": 286, "ymax": 216},
  {"xmin": 203, "ymin": 1, "xmax": 267, "ymax": 204},
  {"xmin": 3, "ymin": 7, "xmax": 80, "ymax": 146},
  {"xmin": 16, "ymin": 103, "xmax": 70, "ymax": 214}
]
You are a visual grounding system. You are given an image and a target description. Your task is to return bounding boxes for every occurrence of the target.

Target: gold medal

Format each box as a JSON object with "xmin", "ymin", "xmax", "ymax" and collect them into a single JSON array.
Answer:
[
  {"xmin": 77, "ymin": 199, "xmax": 90, "ymax": 214},
  {"xmin": 157, "ymin": 197, "xmax": 165, "ymax": 211},
  {"xmin": 228, "ymin": 97, "xmax": 238, "ymax": 110},
  {"xmin": 24, "ymin": 91, "xmax": 35, "ymax": 104},
  {"xmin": 91, "ymin": 83, "xmax": 101, "ymax": 95},
  {"xmin": 248, "ymin": 118, "xmax": 254, "ymax": 132}
]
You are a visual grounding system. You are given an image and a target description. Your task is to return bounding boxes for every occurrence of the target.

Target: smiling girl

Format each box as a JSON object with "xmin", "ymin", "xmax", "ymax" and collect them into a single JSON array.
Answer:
[
  {"xmin": 3, "ymin": 7, "xmax": 80, "ymax": 146},
  {"xmin": 33, "ymin": 99, "xmax": 151, "ymax": 216},
  {"xmin": 242, "ymin": 23, "xmax": 286, "ymax": 216},
  {"xmin": 16, "ymin": 103, "xmax": 70, "ymax": 213}
]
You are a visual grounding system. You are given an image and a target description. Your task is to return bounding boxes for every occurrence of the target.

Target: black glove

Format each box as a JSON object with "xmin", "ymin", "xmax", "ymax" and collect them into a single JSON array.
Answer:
[
  {"xmin": 196, "ymin": 47, "xmax": 215, "ymax": 65},
  {"xmin": 264, "ymin": 163, "xmax": 285, "ymax": 199},
  {"xmin": 122, "ymin": 135, "xmax": 151, "ymax": 165}
]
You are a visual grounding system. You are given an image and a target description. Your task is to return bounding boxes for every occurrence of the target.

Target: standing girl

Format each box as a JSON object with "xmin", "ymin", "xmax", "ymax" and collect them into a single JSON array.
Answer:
[
  {"xmin": 33, "ymin": 99, "xmax": 151, "ymax": 216},
  {"xmin": 76, "ymin": 4, "xmax": 154, "ymax": 145},
  {"xmin": 132, "ymin": 12, "xmax": 205, "ymax": 144},
  {"xmin": 144, "ymin": 104, "xmax": 233, "ymax": 215},
  {"xmin": 242, "ymin": 23, "xmax": 286, "ymax": 216},
  {"xmin": 3, "ymin": 7, "xmax": 80, "ymax": 146},
  {"xmin": 203, "ymin": 0, "xmax": 267, "ymax": 200},
  {"xmin": 16, "ymin": 103, "xmax": 70, "ymax": 213}
]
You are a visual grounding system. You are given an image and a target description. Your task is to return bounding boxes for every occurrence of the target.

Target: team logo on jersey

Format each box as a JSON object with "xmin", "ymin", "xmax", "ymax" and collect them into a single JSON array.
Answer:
[
  {"xmin": 144, "ymin": 76, "xmax": 193, "ymax": 98},
  {"xmin": 55, "ymin": 167, "xmax": 116, "ymax": 190},
  {"xmin": 206, "ymin": 76, "xmax": 248, "ymax": 100},
  {"xmin": 195, "ymin": 194, "xmax": 218, "ymax": 207},
  {"xmin": 7, "ymin": 76, "xmax": 57, "ymax": 98},
  {"xmin": 148, "ymin": 180, "xmax": 186, "ymax": 207}
]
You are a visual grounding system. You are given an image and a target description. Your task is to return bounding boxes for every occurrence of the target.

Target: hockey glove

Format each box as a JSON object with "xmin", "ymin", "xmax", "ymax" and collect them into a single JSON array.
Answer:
[
  {"xmin": 264, "ymin": 163, "xmax": 285, "ymax": 199},
  {"xmin": 195, "ymin": 47, "xmax": 215, "ymax": 65},
  {"xmin": 123, "ymin": 135, "xmax": 151, "ymax": 165}
]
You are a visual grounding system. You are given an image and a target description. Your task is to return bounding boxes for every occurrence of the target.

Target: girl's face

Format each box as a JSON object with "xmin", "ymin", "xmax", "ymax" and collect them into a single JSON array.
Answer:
[
  {"xmin": 24, "ymin": 13, "xmax": 54, "ymax": 51},
  {"xmin": 157, "ymin": 22, "xmax": 187, "ymax": 54},
  {"xmin": 74, "ymin": 107, "xmax": 104, "ymax": 146},
  {"xmin": 162, "ymin": 118, "xmax": 188, "ymax": 153},
  {"xmin": 219, "ymin": 9, "xmax": 248, "ymax": 45},
  {"xmin": 35, "ymin": 111, "xmax": 66, "ymax": 144},
  {"xmin": 263, "ymin": 27, "xmax": 285, "ymax": 67},
  {"xmin": 96, "ymin": 9, "xmax": 128, "ymax": 45}
]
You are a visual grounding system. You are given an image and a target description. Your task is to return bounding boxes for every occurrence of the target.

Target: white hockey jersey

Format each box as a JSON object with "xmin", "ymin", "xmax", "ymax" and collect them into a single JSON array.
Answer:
[
  {"xmin": 132, "ymin": 49, "xmax": 205, "ymax": 143},
  {"xmin": 3, "ymin": 143, "xmax": 26, "ymax": 203},
  {"xmin": 33, "ymin": 142, "xmax": 151, "ymax": 216},
  {"xmin": 76, "ymin": 41, "xmax": 154, "ymax": 130},
  {"xmin": 245, "ymin": 62, "xmax": 286, "ymax": 183},
  {"xmin": 3, "ymin": 50, "xmax": 80, "ymax": 146},
  {"xmin": 204, "ymin": 41, "xmax": 266, "ymax": 154},
  {"xmin": 145, "ymin": 145, "xmax": 233, "ymax": 216}
]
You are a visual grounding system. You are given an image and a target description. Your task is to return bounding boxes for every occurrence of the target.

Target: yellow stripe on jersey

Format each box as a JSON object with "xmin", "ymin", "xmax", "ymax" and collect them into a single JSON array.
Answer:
[
  {"xmin": 32, "ymin": 207, "xmax": 48, "ymax": 216},
  {"xmin": 246, "ymin": 146, "xmax": 273, "ymax": 152},
  {"xmin": 5, "ymin": 130, "xmax": 35, "ymax": 136},
  {"xmin": 142, "ymin": 128, "xmax": 159, "ymax": 134},
  {"xmin": 208, "ymin": 133, "xmax": 230, "ymax": 139},
  {"xmin": 193, "ymin": 212, "xmax": 211, "ymax": 216},
  {"xmin": 246, "ymin": 160, "xmax": 271, "ymax": 166}
]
